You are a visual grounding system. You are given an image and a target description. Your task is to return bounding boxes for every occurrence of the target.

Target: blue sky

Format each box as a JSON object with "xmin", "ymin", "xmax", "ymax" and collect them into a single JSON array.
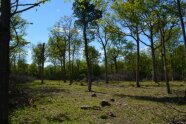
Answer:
[
  {"xmin": 21, "ymin": 0, "xmax": 149, "ymax": 64},
  {"xmin": 21, "ymin": 0, "xmax": 73, "ymax": 63},
  {"xmin": 22, "ymin": 0, "xmax": 73, "ymax": 45}
]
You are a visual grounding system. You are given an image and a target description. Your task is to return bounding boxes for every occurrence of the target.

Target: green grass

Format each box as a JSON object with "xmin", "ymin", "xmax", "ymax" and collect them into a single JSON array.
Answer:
[{"xmin": 10, "ymin": 80, "xmax": 186, "ymax": 124}]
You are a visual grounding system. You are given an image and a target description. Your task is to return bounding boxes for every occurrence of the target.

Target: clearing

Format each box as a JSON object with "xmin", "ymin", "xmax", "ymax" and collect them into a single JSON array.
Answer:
[{"xmin": 10, "ymin": 81, "xmax": 186, "ymax": 124}]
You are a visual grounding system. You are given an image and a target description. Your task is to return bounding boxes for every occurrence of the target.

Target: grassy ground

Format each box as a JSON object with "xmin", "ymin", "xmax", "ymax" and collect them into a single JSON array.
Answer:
[{"xmin": 10, "ymin": 80, "xmax": 186, "ymax": 124}]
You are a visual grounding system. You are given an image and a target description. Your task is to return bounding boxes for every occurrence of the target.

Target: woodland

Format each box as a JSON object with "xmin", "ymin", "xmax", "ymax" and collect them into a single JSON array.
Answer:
[{"xmin": 0, "ymin": 0, "xmax": 186, "ymax": 123}]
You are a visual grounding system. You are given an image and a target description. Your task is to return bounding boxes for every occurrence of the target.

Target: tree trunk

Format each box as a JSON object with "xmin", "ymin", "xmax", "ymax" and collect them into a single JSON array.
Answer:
[
  {"xmin": 41, "ymin": 43, "xmax": 45, "ymax": 84},
  {"xmin": 161, "ymin": 47, "xmax": 164, "ymax": 81},
  {"xmin": 161, "ymin": 31, "xmax": 171, "ymax": 94},
  {"xmin": 0, "ymin": 0, "xmax": 10, "ymax": 123},
  {"xmin": 136, "ymin": 32, "xmax": 140, "ymax": 87},
  {"xmin": 62, "ymin": 56, "xmax": 66, "ymax": 83},
  {"xmin": 68, "ymin": 38, "xmax": 72, "ymax": 85},
  {"xmin": 71, "ymin": 46, "xmax": 75, "ymax": 83},
  {"xmin": 76, "ymin": 60, "xmax": 80, "ymax": 80},
  {"xmin": 150, "ymin": 36, "xmax": 158, "ymax": 84},
  {"xmin": 103, "ymin": 47, "xmax": 109, "ymax": 84},
  {"xmin": 170, "ymin": 53, "xmax": 174, "ymax": 81},
  {"xmin": 176, "ymin": 0, "xmax": 186, "ymax": 58},
  {"xmin": 114, "ymin": 57, "xmax": 118, "ymax": 74},
  {"xmin": 60, "ymin": 59, "xmax": 63, "ymax": 81},
  {"xmin": 83, "ymin": 25, "xmax": 92, "ymax": 92}
]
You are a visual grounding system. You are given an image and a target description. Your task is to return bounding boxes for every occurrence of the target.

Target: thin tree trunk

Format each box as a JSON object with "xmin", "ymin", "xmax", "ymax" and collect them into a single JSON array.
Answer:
[
  {"xmin": 41, "ymin": 43, "xmax": 45, "ymax": 84},
  {"xmin": 176, "ymin": 0, "xmax": 186, "ymax": 58},
  {"xmin": 103, "ymin": 47, "xmax": 108, "ymax": 84},
  {"xmin": 114, "ymin": 57, "xmax": 118, "ymax": 74},
  {"xmin": 71, "ymin": 46, "xmax": 76, "ymax": 83},
  {"xmin": 60, "ymin": 59, "xmax": 63, "ymax": 81},
  {"xmin": 62, "ymin": 56, "xmax": 66, "ymax": 83},
  {"xmin": 77, "ymin": 60, "xmax": 80, "ymax": 80},
  {"xmin": 13, "ymin": 55, "xmax": 16, "ymax": 72},
  {"xmin": 150, "ymin": 38, "xmax": 158, "ymax": 83},
  {"xmin": 136, "ymin": 32, "xmax": 140, "ymax": 87},
  {"xmin": 170, "ymin": 53, "xmax": 174, "ymax": 81},
  {"xmin": 68, "ymin": 38, "xmax": 72, "ymax": 85},
  {"xmin": 161, "ymin": 47, "xmax": 164, "ymax": 81},
  {"xmin": 83, "ymin": 25, "xmax": 92, "ymax": 91},
  {"xmin": 161, "ymin": 31, "xmax": 171, "ymax": 94},
  {"xmin": 0, "ymin": 0, "xmax": 10, "ymax": 123}
]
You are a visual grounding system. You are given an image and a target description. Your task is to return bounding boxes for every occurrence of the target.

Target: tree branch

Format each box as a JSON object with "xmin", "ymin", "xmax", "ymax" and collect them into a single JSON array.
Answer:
[{"xmin": 11, "ymin": 1, "xmax": 46, "ymax": 16}]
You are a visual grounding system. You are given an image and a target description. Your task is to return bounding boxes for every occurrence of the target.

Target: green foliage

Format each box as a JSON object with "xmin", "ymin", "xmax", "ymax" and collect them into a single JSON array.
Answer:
[
  {"xmin": 28, "ymin": 63, "xmax": 38, "ymax": 77},
  {"xmin": 73, "ymin": 0, "xmax": 102, "ymax": 28},
  {"xmin": 32, "ymin": 43, "xmax": 46, "ymax": 67}
]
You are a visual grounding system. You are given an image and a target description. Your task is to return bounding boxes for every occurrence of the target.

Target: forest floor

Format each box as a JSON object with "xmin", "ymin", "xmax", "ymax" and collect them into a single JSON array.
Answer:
[{"xmin": 10, "ymin": 80, "xmax": 186, "ymax": 124}]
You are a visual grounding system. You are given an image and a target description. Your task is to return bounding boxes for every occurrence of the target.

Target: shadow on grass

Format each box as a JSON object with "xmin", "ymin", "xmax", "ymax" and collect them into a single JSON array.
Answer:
[
  {"xmin": 114, "ymin": 94, "xmax": 186, "ymax": 105},
  {"xmin": 9, "ymin": 86, "xmax": 70, "ymax": 111},
  {"xmin": 91, "ymin": 90, "xmax": 107, "ymax": 94},
  {"xmin": 32, "ymin": 87, "xmax": 69, "ymax": 94}
]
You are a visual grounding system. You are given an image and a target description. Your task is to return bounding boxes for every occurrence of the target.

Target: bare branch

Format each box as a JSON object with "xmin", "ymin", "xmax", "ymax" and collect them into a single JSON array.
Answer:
[{"xmin": 11, "ymin": 1, "xmax": 46, "ymax": 16}]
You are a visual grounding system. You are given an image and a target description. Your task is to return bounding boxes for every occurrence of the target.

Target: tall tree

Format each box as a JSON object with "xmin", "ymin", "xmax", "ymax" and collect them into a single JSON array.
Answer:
[
  {"xmin": 41, "ymin": 43, "xmax": 45, "ymax": 84},
  {"xmin": 156, "ymin": 1, "xmax": 178, "ymax": 94},
  {"xmin": 70, "ymin": 29, "xmax": 81, "ymax": 83},
  {"xmin": 176, "ymin": 0, "xmax": 186, "ymax": 58},
  {"xmin": 73, "ymin": 0, "xmax": 102, "ymax": 91},
  {"xmin": 59, "ymin": 16, "xmax": 74, "ymax": 84},
  {"xmin": 49, "ymin": 23, "xmax": 67, "ymax": 83},
  {"xmin": 0, "ymin": 0, "xmax": 47, "ymax": 122},
  {"xmin": 0, "ymin": 1, "xmax": 11, "ymax": 122},
  {"xmin": 95, "ymin": 20, "xmax": 112, "ymax": 83},
  {"xmin": 32, "ymin": 43, "xmax": 46, "ymax": 83},
  {"xmin": 112, "ymin": 0, "xmax": 141, "ymax": 87},
  {"xmin": 139, "ymin": 0, "xmax": 161, "ymax": 84}
]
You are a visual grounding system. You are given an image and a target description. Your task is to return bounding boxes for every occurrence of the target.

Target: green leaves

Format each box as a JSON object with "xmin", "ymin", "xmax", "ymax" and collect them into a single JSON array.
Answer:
[{"xmin": 73, "ymin": 0, "xmax": 102, "ymax": 27}]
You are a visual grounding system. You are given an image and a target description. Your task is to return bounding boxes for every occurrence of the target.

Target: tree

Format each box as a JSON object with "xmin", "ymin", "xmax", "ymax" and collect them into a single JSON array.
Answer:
[
  {"xmin": 41, "ymin": 43, "xmax": 45, "ymax": 84},
  {"xmin": 176, "ymin": 0, "xmax": 186, "ymax": 58},
  {"xmin": 73, "ymin": 0, "xmax": 102, "ymax": 91},
  {"xmin": 0, "ymin": 1, "xmax": 11, "ymax": 122},
  {"xmin": 28, "ymin": 63, "xmax": 38, "ymax": 77},
  {"xmin": 71, "ymin": 32, "xmax": 82, "ymax": 82},
  {"xmin": 112, "ymin": 0, "xmax": 142, "ymax": 87},
  {"xmin": 58, "ymin": 16, "xmax": 82, "ymax": 84},
  {"xmin": 107, "ymin": 47, "xmax": 120, "ymax": 74},
  {"xmin": 9, "ymin": 14, "xmax": 30, "ymax": 74},
  {"xmin": 156, "ymin": 1, "xmax": 178, "ymax": 94},
  {"xmin": 48, "ymin": 23, "xmax": 67, "ymax": 83},
  {"xmin": 95, "ymin": 20, "xmax": 111, "ymax": 83},
  {"xmin": 32, "ymin": 43, "xmax": 46, "ymax": 84},
  {"xmin": 138, "ymin": 1, "xmax": 161, "ymax": 84},
  {"xmin": 0, "ymin": 0, "xmax": 48, "ymax": 122},
  {"xmin": 87, "ymin": 46, "xmax": 101, "ymax": 76}
]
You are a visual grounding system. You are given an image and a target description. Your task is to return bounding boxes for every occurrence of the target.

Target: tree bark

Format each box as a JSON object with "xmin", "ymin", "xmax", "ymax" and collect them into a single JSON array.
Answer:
[
  {"xmin": 41, "ymin": 43, "xmax": 45, "ymax": 84},
  {"xmin": 103, "ymin": 47, "xmax": 108, "ymax": 84},
  {"xmin": 114, "ymin": 57, "xmax": 118, "ymax": 74},
  {"xmin": 68, "ymin": 38, "xmax": 72, "ymax": 85},
  {"xmin": 83, "ymin": 25, "xmax": 92, "ymax": 91},
  {"xmin": 71, "ymin": 45, "xmax": 76, "ymax": 83},
  {"xmin": 150, "ymin": 34, "xmax": 158, "ymax": 84},
  {"xmin": 176, "ymin": 0, "xmax": 186, "ymax": 58},
  {"xmin": 62, "ymin": 56, "xmax": 66, "ymax": 83},
  {"xmin": 136, "ymin": 32, "xmax": 140, "ymax": 87},
  {"xmin": 160, "ymin": 31, "xmax": 171, "ymax": 94},
  {"xmin": 161, "ymin": 47, "xmax": 165, "ymax": 81},
  {"xmin": 0, "ymin": 0, "xmax": 10, "ymax": 123}
]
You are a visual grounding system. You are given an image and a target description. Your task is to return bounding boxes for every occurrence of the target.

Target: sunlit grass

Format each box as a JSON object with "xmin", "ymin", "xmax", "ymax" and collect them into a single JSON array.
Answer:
[{"xmin": 10, "ymin": 80, "xmax": 186, "ymax": 124}]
